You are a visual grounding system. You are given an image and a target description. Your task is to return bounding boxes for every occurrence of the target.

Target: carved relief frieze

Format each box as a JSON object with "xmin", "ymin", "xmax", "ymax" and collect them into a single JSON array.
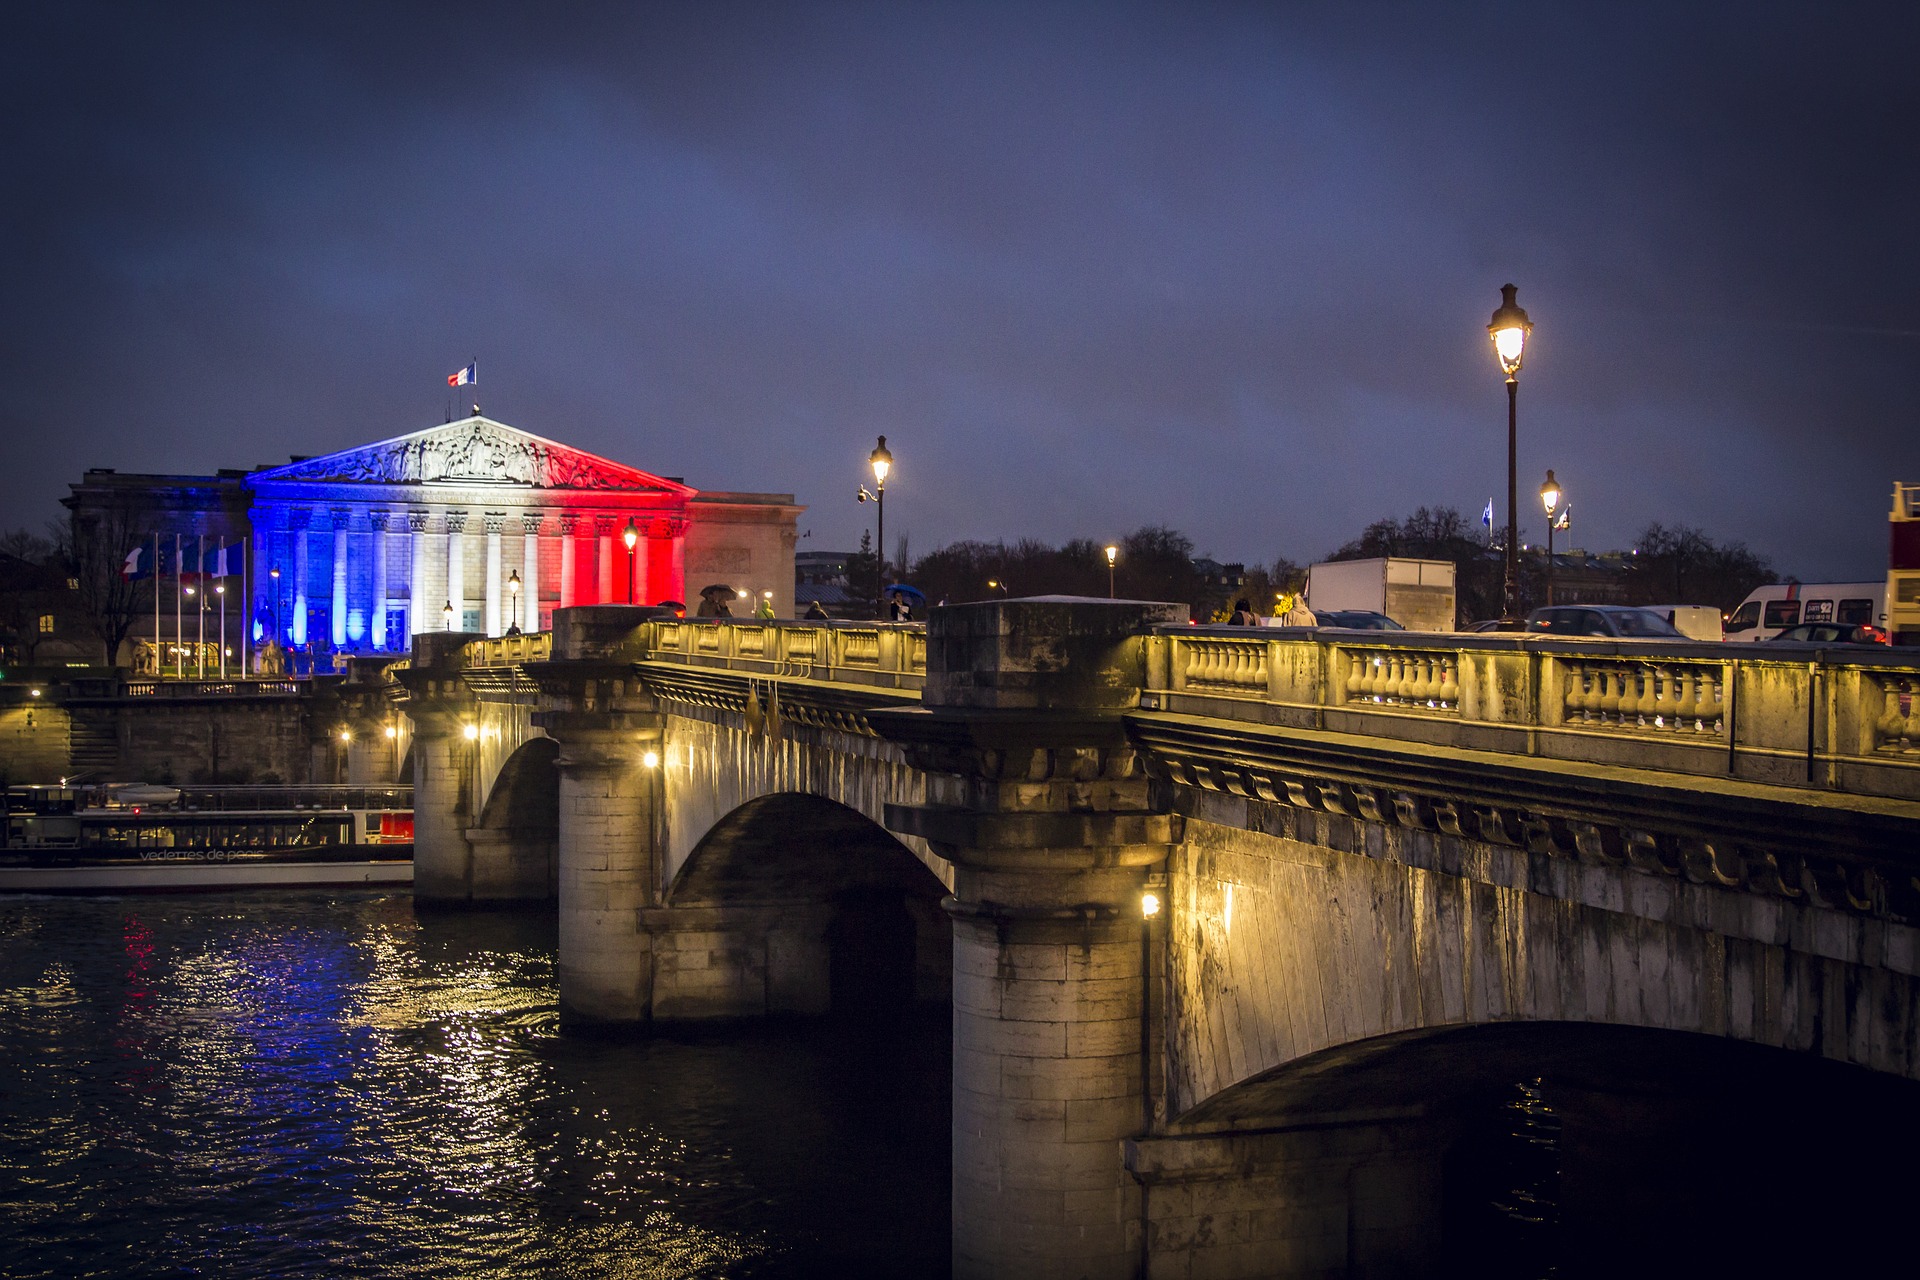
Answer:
[{"xmin": 252, "ymin": 419, "xmax": 688, "ymax": 492}]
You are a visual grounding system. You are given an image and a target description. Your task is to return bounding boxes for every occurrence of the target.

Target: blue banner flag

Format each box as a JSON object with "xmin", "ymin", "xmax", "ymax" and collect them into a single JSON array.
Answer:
[
  {"xmin": 1481, "ymin": 499, "xmax": 1493, "ymax": 529},
  {"xmin": 200, "ymin": 542, "xmax": 245, "ymax": 577}
]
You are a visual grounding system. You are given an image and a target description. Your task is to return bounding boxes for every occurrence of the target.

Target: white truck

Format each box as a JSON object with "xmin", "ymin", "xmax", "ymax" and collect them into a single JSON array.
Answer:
[{"xmin": 1305, "ymin": 558, "xmax": 1457, "ymax": 631}]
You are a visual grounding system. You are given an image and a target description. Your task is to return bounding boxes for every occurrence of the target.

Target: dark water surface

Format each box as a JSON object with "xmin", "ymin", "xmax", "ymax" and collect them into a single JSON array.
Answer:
[{"xmin": 0, "ymin": 892, "xmax": 950, "ymax": 1279}]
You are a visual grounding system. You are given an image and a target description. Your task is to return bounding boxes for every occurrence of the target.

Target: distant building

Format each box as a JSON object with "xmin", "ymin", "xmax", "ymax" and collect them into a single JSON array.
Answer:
[{"xmin": 64, "ymin": 415, "xmax": 803, "ymax": 669}]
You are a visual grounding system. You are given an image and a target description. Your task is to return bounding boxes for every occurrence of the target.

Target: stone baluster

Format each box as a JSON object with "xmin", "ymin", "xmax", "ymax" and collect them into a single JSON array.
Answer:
[
  {"xmin": 1904, "ymin": 681, "xmax": 1920, "ymax": 750},
  {"xmin": 1672, "ymin": 666, "xmax": 1699, "ymax": 731},
  {"xmin": 1435, "ymin": 658, "xmax": 1458, "ymax": 709}
]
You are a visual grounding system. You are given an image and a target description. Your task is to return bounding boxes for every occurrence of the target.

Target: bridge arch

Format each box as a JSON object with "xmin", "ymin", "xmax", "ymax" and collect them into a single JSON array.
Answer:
[
  {"xmin": 653, "ymin": 792, "xmax": 951, "ymax": 1019},
  {"xmin": 1139, "ymin": 1021, "xmax": 1920, "ymax": 1276},
  {"xmin": 463, "ymin": 735, "xmax": 558, "ymax": 900}
]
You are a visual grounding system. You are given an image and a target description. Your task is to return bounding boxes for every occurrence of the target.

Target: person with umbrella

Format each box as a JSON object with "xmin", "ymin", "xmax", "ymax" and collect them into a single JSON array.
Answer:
[
  {"xmin": 697, "ymin": 584, "xmax": 737, "ymax": 618},
  {"xmin": 888, "ymin": 583, "xmax": 925, "ymax": 622}
]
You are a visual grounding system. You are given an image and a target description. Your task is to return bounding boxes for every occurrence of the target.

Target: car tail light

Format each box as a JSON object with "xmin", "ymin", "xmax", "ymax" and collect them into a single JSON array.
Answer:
[{"xmin": 1865, "ymin": 625, "xmax": 1892, "ymax": 645}]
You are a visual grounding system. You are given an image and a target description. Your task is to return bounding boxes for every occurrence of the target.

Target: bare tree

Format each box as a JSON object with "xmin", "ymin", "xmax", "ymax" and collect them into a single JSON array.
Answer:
[{"xmin": 64, "ymin": 502, "xmax": 156, "ymax": 666}]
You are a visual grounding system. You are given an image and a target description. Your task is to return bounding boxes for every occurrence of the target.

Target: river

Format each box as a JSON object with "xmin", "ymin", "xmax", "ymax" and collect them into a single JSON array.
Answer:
[{"xmin": 0, "ymin": 891, "xmax": 950, "ymax": 1279}]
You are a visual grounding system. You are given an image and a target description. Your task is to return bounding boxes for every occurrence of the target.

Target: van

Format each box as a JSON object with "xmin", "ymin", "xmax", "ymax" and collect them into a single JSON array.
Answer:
[
  {"xmin": 1641, "ymin": 604, "xmax": 1723, "ymax": 642},
  {"xmin": 1724, "ymin": 582, "xmax": 1886, "ymax": 643}
]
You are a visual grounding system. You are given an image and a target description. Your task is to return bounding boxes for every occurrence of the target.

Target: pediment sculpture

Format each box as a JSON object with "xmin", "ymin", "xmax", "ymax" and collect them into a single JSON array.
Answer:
[{"xmin": 255, "ymin": 420, "xmax": 681, "ymax": 492}]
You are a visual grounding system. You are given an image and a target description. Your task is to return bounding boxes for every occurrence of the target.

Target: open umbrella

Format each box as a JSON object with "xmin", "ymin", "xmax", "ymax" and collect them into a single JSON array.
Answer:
[
  {"xmin": 699, "ymin": 584, "xmax": 740, "ymax": 599},
  {"xmin": 885, "ymin": 583, "xmax": 927, "ymax": 605}
]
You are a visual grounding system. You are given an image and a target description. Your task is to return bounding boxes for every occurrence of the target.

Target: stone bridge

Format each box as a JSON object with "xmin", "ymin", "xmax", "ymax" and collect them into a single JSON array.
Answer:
[{"xmin": 372, "ymin": 601, "xmax": 1920, "ymax": 1278}]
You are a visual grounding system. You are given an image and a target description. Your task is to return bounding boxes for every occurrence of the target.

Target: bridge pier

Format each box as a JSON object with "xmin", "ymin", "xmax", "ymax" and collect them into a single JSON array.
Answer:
[{"xmin": 882, "ymin": 598, "xmax": 1185, "ymax": 1280}]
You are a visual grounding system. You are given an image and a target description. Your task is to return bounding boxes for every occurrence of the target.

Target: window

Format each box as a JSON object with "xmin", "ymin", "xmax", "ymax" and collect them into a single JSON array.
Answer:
[
  {"xmin": 1727, "ymin": 602, "xmax": 1761, "ymax": 632},
  {"xmin": 1764, "ymin": 600, "xmax": 1800, "ymax": 628},
  {"xmin": 1803, "ymin": 599, "xmax": 1834, "ymax": 623},
  {"xmin": 1837, "ymin": 598, "xmax": 1875, "ymax": 625},
  {"xmin": 37, "ymin": 614, "xmax": 54, "ymax": 634}
]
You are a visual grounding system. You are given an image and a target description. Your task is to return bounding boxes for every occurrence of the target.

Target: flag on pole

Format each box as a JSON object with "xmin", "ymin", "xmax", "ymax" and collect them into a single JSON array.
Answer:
[
  {"xmin": 448, "ymin": 362, "xmax": 477, "ymax": 387},
  {"xmin": 122, "ymin": 544, "xmax": 174, "ymax": 579},
  {"xmin": 200, "ymin": 542, "xmax": 246, "ymax": 577},
  {"xmin": 1554, "ymin": 505, "xmax": 1571, "ymax": 532},
  {"xmin": 1481, "ymin": 500, "xmax": 1494, "ymax": 530}
]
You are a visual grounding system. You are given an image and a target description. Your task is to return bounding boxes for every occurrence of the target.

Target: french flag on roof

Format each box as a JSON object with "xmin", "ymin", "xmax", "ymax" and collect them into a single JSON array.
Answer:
[{"xmin": 448, "ymin": 361, "xmax": 476, "ymax": 387}]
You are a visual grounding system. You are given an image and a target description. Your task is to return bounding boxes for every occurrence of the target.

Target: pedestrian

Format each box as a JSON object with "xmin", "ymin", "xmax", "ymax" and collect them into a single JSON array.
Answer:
[
  {"xmin": 889, "ymin": 591, "xmax": 913, "ymax": 622},
  {"xmin": 755, "ymin": 594, "xmax": 776, "ymax": 620},
  {"xmin": 805, "ymin": 600, "xmax": 830, "ymax": 620},
  {"xmin": 1228, "ymin": 597, "xmax": 1259, "ymax": 626}
]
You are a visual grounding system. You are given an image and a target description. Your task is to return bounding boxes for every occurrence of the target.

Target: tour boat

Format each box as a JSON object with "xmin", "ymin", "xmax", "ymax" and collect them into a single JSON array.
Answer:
[{"xmin": 0, "ymin": 783, "xmax": 413, "ymax": 893}]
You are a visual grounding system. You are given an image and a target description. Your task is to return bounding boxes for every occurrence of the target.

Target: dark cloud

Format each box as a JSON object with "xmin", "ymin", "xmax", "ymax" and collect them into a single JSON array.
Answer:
[{"xmin": 3, "ymin": 1, "xmax": 1916, "ymax": 578}]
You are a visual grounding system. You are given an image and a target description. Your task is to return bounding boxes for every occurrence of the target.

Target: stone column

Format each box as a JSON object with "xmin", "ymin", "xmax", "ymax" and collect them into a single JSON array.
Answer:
[
  {"xmin": 532, "ymin": 608, "xmax": 666, "ymax": 1024},
  {"xmin": 445, "ymin": 511, "xmax": 467, "ymax": 631},
  {"xmin": 370, "ymin": 512, "xmax": 390, "ymax": 651},
  {"xmin": 521, "ymin": 512, "xmax": 543, "ymax": 632},
  {"xmin": 394, "ymin": 633, "xmax": 483, "ymax": 904},
  {"xmin": 879, "ymin": 599, "xmax": 1185, "ymax": 1280},
  {"xmin": 330, "ymin": 510, "xmax": 351, "ymax": 648},
  {"xmin": 596, "ymin": 517, "xmax": 615, "ymax": 604},
  {"xmin": 484, "ymin": 514, "xmax": 504, "ymax": 637},
  {"xmin": 408, "ymin": 511, "xmax": 430, "ymax": 637},
  {"xmin": 292, "ymin": 514, "xmax": 310, "ymax": 646},
  {"xmin": 557, "ymin": 514, "xmax": 578, "ymax": 608},
  {"xmin": 643, "ymin": 522, "xmax": 673, "ymax": 608}
]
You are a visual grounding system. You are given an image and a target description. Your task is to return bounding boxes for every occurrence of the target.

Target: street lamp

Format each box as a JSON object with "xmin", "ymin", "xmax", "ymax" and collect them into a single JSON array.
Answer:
[
  {"xmin": 506, "ymin": 570, "xmax": 522, "ymax": 635},
  {"xmin": 1539, "ymin": 469, "xmax": 1562, "ymax": 606},
  {"xmin": 1488, "ymin": 283, "xmax": 1533, "ymax": 619},
  {"xmin": 868, "ymin": 436, "xmax": 892, "ymax": 616},
  {"xmin": 622, "ymin": 518, "xmax": 639, "ymax": 604},
  {"xmin": 987, "ymin": 578, "xmax": 1009, "ymax": 597},
  {"xmin": 1104, "ymin": 544, "xmax": 1118, "ymax": 598},
  {"xmin": 443, "ymin": 600, "xmax": 455, "ymax": 632}
]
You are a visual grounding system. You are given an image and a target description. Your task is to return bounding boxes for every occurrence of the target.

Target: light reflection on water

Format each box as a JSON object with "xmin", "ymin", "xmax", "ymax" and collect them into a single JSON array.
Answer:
[{"xmin": 0, "ymin": 892, "xmax": 950, "ymax": 1278}]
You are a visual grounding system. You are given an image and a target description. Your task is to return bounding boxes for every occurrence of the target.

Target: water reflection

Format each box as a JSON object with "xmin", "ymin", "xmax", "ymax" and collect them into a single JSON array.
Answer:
[{"xmin": 0, "ymin": 892, "xmax": 949, "ymax": 1279}]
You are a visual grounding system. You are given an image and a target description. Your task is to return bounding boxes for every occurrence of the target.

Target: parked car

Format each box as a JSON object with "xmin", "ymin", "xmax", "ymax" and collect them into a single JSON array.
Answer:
[
  {"xmin": 1463, "ymin": 618, "xmax": 1523, "ymax": 633},
  {"xmin": 1765, "ymin": 622, "xmax": 1891, "ymax": 646},
  {"xmin": 1525, "ymin": 606, "xmax": 1684, "ymax": 639},
  {"xmin": 1314, "ymin": 609, "xmax": 1405, "ymax": 630}
]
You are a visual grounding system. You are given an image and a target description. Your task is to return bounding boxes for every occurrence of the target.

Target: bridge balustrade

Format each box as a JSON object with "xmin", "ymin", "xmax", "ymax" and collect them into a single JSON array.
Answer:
[
  {"xmin": 638, "ymin": 618, "xmax": 926, "ymax": 691},
  {"xmin": 1146, "ymin": 626, "xmax": 1920, "ymax": 799}
]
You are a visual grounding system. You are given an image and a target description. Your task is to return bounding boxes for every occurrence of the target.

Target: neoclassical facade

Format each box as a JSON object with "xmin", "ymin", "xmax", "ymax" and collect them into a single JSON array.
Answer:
[{"xmin": 68, "ymin": 415, "xmax": 803, "ymax": 664}]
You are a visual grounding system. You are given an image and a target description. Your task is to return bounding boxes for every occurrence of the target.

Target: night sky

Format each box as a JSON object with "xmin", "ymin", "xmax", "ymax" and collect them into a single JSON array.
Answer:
[{"xmin": 5, "ymin": 3, "xmax": 1917, "ymax": 580}]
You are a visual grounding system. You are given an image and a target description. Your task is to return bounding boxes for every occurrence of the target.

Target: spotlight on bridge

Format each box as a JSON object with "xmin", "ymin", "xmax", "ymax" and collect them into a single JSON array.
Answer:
[
  {"xmin": 642, "ymin": 750, "xmax": 660, "ymax": 768},
  {"xmin": 1141, "ymin": 891, "xmax": 1162, "ymax": 918},
  {"xmin": 462, "ymin": 723, "xmax": 480, "ymax": 741}
]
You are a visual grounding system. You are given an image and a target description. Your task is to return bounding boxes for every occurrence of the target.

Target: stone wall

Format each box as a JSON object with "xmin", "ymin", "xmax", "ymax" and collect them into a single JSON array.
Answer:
[
  {"xmin": 1165, "ymin": 788, "xmax": 1920, "ymax": 1121},
  {"xmin": 64, "ymin": 697, "xmax": 322, "ymax": 785},
  {"xmin": 0, "ymin": 704, "xmax": 71, "ymax": 785}
]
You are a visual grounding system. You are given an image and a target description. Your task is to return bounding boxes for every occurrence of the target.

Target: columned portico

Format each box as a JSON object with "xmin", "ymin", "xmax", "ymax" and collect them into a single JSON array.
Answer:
[{"xmin": 242, "ymin": 415, "xmax": 793, "ymax": 658}]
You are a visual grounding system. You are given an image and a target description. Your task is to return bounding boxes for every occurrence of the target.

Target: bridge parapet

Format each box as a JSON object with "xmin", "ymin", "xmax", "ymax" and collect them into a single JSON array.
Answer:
[
  {"xmin": 1147, "ymin": 626, "xmax": 1920, "ymax": 799},
  {"xmin": 638, "ymin": 618, "xmax": 926, "ymax": 692}
]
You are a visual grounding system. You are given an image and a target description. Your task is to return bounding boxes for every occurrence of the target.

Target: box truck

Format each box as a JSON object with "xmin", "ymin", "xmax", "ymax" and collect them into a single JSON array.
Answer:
[{"xmin": 1305, "ymin": 558, "xmax": 1457, "ymax": 631}]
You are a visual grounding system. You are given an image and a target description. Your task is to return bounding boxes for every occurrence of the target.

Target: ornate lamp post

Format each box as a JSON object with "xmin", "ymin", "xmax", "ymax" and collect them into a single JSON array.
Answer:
[
  {"xmin": 868, "ymin": 436, "xmax": 892, "ymax": 616},
  {"xmin": 506, "ymin": 570, "xmax": 522, "ymax": 635},
  {"xmin": 1105, "ymin": 544, "xmax": 1118, "ymax": 598},
  {"xmin": 621, "ymin": 518, "xmax": 639, "ymax": 604},
  {"xmin": 1539, "ymin": 470, "xmax": 1562, "ymax": 606},
  {"xmin": 1488, "ymin": 283, "xmax": 1533, "ymax": 619},
  {"xmin": 443, "ymin": 600, "xmax": 455, "ymax": 632}
]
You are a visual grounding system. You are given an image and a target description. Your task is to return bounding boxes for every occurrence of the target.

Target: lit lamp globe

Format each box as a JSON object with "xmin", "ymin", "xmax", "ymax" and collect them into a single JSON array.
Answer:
[
  {"xmin": 1488, "ymin": 283, "xmax": 1531, "ymax": 378},
  {"xmin": 1539, "ymin": 470, "xmax": 1561, "ymax": 519},
  {"xmin": 868, "ymin": 436, "xmax": 893, "ymax": 486}
]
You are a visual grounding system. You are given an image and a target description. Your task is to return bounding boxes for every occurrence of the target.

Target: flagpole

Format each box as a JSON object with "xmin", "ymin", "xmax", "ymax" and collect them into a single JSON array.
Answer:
[
  {"xmin": 174, "ymin": 534, "xmax": 183, "ymax": 679},
  {"xmin": 197, "ymin": 534, "xmax": 206, "ymax": 679}
]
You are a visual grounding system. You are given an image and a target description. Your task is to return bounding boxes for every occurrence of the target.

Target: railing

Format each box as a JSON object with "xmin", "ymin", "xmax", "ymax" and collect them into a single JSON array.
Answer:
[
  {"xmin": 463, "ymin": 632, "xmax": 552, "ymax": 669},
  {"xmin": 637, "ymin": 619, "xmax": 926, "ymax": 691},
  {"xmin": 121, "ymin": 679, "xmax": 302, "ymax": 698},
  {"xmin": 1146, "ymin": 627, "xmax": 1920, "ymax": 799}
]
